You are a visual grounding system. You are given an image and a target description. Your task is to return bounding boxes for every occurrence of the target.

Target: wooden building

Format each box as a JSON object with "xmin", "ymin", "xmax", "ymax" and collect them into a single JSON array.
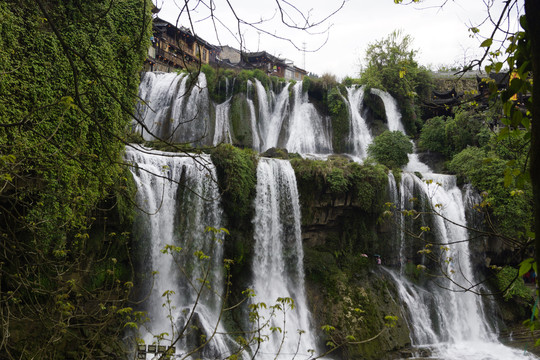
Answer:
[{"xmin": 144, "ymin": 17, "xmax": 219, "ymax": 72}]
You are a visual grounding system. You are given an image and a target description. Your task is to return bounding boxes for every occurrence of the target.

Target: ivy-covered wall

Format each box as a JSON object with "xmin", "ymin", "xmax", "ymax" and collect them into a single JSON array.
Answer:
[{"xmin": 0, "ymin": 0, "xmax": 151, "ymax": 357}]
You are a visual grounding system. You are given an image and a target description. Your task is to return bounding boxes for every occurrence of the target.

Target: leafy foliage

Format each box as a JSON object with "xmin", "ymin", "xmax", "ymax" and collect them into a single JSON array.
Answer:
[
  {"xmin": 328, "ymin": 87, "xmax": 350, "ymax": 153},
  {"xmin": 447, "ymin": 146, "xmax": 533, "ymax": 240},
  {"xmin": 0, "ymin": 0, "xmax": 151, "ymax": 357},
  {"xmin": 291, "ymin": 157, "xmax": 388, "ymax": 213},
  {"xmin": 367, "ymin": 131, "xmax": 413, "ymax": 168},
  {"xmin": 359, "ymin": 30, "xmax": 432, "ymax": 135},
  {"xmin": 210, "ymin": 144, "xmax": 258, "ymax": 226},
  {"xmin": 419, "ymin": 108, "xmax": 491, "ymax": 157},
  {"xmin": 418, "ymin": 116, "xmax": 448, "ymax": 154},
  {"xmin": 494, "ymin": 266, "xmax": 533, "ymax": 302}
]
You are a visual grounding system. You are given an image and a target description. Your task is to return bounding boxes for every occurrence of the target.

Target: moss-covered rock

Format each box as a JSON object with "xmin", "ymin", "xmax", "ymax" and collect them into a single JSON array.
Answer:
[
  {"xmin": 210, "ymin": 144, "xmax": 258, "ymax": 285},
  {"xmin": 304, "ymin": 249, "xmax": 411, "ymax": 359},
  {"xmin": 328, "ymin": 87, "xmax": 350, "ymax": 153},
  {"xmin": 230, "ymin": 93, "xmax": 254, "ymax": 147},
  {"xmin": 363, "ymin": 90, "xmax": 388, "ymax": 137}
]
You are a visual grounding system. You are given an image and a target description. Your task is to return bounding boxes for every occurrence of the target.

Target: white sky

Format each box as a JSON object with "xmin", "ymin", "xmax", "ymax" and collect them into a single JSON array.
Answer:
[{"xmin": 155, "ymin": 0, "xmax": 523, "ymax": 79}]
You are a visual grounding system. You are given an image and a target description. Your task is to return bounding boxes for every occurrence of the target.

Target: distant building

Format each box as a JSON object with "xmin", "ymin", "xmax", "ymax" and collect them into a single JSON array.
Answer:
[
  {"xmin": 144, "ymin": 17, "xmax": 219, "ymax": 72},
  {"xmin": 244, "ymin": 51, "xmax": 307, "ymax": 80},
  {"xmin": 144, "ymin": 19, "xmax": 308, "ymax": 80},
  {"xmin": 219, "ymin": 45, "xmax": 242, "ymax": 65}
]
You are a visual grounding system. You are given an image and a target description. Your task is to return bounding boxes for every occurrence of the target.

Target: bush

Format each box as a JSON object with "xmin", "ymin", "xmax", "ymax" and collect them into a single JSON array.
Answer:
[
  {"xmin": 328, "ymin": 87, "xmax": 349, "ymax": 153},
  {"xmin": 210, "ymin": 144, "xmax": 258, "ymax": 226},
  {"xmin": 367, "ymin": 131, "xmax": 413, "ymax": 168},
  {"xmin": 418, "ymin": 116, "xmax": 447, "ymax": 153},
  {"xmin": 447, "ymin": 146, "xmax": 533, "ymax": 240},
  {"xmin": 494, "ymin": 266, "xmax": 533, "ymax": 302}
]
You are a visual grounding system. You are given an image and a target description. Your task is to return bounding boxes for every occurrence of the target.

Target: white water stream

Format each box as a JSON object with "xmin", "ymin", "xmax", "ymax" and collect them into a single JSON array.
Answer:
[
  {"xmin": 126, "ymin": 146, "xmax": 241, "ymax": 359},
  {"xmin": 137, "ymin": 72, "xmax": 211, "ymax": 145},
  {"xmin": 344, "ymin": 86, "xmax": 372, "ymax": 160},
  {"xmin": 251, "ymin": 158, "xmax": 319, "ymax": 359},
  {"xmin": 375, "ymin": 89, "xmax": 537, "ymax": 359}
]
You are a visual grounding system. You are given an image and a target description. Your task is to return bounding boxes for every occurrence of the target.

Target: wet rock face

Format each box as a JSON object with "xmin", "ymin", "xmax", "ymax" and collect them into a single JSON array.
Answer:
[{"xmin": 297, "ymin": 179, "xmax": 411, "ymax": 358}]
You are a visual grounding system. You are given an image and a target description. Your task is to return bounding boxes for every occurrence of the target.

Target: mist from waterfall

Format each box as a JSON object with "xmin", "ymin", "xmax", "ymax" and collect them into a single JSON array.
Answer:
[{"xmin": 251, "ymin": 158, "xmax": 319, "ymax": 359}]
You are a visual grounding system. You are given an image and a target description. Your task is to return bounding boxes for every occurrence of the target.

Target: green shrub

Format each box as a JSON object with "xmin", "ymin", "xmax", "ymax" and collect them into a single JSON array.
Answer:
[
  {"xmin": 494, "ymin": 266, "xmax": 533, "ymax": 302},
  {"xmin": 418, "ymin": 116, "xmax": 448, "ymax": 153},
  {"xmin": 367, "ymin": 131, "xmax": 413, "ymax": 168},
  {"xmin": 448, "ymin": 146, "xmax": 533, "ymax": 240},
  {"xmin": 210, "ymin": 144, "xmax": 258, "ymax": 226},
  {"xmin": 328, "ymin": 87, "xmax": 349, "ymax": 153},
  {"xmin": 327, "ymin": 168, "xmax": 349, "ymax": 193}
]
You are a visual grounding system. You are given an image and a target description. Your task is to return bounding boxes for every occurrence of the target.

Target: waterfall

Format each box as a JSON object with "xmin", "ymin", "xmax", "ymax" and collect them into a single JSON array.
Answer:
[
  {"xmin": 137, "ymin": 72, "xmax": 211, "ymax": 146},
  {"xmin": 251, "ymin": 158, "xmax": 319, "ymax": 359},
  {"xmin": 345, "ymin": 86, "xmax": 372, "ymax": 160},
  {"xmin": 390, "ymin": 171, "xmax": 537, "ymax": 359},
  {"xmin": 247, "ymin": 80, "xmax": 261, "ymax": 152},
  {"xmin": 126, "ymin": 146, "xmax": 240, "ymax": 359},
  {"xmin": 370, "ymin": 88, "xmax": 405, "ymax": 133},
  {"xmin": 213, "ymin": 97, "xmax": 233, "ymax": 146},
  {"xmin": 254, "ymin": 79, "xmax": 291, "ymax": 152},
  {"xmin": 286, "ymin": 82, "xmax": 333, "ymax": 154}
]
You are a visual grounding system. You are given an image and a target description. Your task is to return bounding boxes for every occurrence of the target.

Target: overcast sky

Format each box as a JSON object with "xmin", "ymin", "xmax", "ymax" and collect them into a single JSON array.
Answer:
[{"xmin": 155, "ymin": 0, "xmax": 523, "ymax": 79}]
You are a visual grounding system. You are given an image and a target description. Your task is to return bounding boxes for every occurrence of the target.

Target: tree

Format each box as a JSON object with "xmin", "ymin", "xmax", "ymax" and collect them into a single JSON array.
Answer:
[
  {"xmin": 367, "ymin": 130, "xmax": 413, "ymax": 168},
  {"xmin": 359, "ymin": 30, "xmax": 432, "ymax": 135}
]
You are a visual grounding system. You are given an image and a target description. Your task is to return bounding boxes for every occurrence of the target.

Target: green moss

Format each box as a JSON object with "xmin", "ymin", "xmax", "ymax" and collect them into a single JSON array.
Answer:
[
  {"xmin": 304, "ymin": 248, "xmax": 410, "ymax": 359},
  {"xmin": 328, "ymin": 87, "xmax": 349, "ymax": 153},
  {"xmin": 210, "ymin": 144, "xmax": 258, "ymax": 226},
  {"xmin": 291, "ymin": 157, "xmax": 388, "ymax": 213},
  {"xmin": 0, "ymin": 1, "xmax": 151, "ymax": 357},
  {"xmin": 229, "ymin": 93, "xmax": 253, "ymax": 147},
  {"xmin": 494, "ymin": 266, "xmax": 533, "ymax": 302}
]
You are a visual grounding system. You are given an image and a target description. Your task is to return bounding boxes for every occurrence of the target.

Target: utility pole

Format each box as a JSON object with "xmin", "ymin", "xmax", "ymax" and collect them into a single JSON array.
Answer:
[{"xmin": 302, "ymin": 41, "xmax": 306, "ymax": 70}]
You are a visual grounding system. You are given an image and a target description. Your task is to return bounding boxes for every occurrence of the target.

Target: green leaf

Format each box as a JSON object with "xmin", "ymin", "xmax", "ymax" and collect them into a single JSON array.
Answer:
[
  {"xmin": 519, "ymin": 258, "xmax": 534, "ymax": 277},
  {"xmin": 503, "ymin": 171, "xmax": 513, "ymax": 187},
  {"xmin": 480, "ymin": 38, "xmax": 493, "ymax": 47}
]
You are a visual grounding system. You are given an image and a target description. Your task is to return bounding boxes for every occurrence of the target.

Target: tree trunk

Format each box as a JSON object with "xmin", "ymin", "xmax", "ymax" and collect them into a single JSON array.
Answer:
[{"xmin": 525, "ymin": 0, "xmax": 540, "ymax": 290}]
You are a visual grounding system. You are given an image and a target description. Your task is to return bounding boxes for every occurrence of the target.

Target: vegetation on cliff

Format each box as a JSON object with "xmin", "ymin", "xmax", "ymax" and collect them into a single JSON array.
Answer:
[
  {"xmin": 367, "ymin": 130, "xmax": 413, "ymax": 169},
  {"xmin": 358, "ymin": 30, "xmax": 432, "ymax": 135},
  {"xmin": 0, "ymin": 0, "xmax": 151, "ymax": 357}
]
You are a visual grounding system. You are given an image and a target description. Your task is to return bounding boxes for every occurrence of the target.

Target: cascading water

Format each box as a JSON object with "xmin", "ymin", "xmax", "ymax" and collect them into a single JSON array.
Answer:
[
  {"xmin": 126, "ymin": 146, "xmax": 241, "ymax": 359},
  {"xmin": 345, "ymin": 86, "xmax": 372, "ymax": 160},
  {"xmin": 254, "ymin": 79, "xmax": 290, "ymax": 152},
  {"xmin": 137, "ymin": 72, "xmax": 211, "ymax": 146},
  {"xmin": 370, "ymin": 88, "xmax": 405, "ymax": 133},
  {"xmin": 251, "ymin": 158, "xmax": 319, "ymax": 359},
  {"xmin": 213, "ymin": 98, "xmax": 233, "ymax": 146},
  {"xmin": 372, "ymin": 89, "xmax": 537, "ymax": 359},
  {"xmin": 388, "ymin": 172, "xmax": 538, "ymax": 359},
  {"xmin": 286, "ymin": 82, "xmax": 333, "ymax": 155},
  {"xmin": 247, "ymin": 80, "xmax": 261, "ymax": 151}
]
